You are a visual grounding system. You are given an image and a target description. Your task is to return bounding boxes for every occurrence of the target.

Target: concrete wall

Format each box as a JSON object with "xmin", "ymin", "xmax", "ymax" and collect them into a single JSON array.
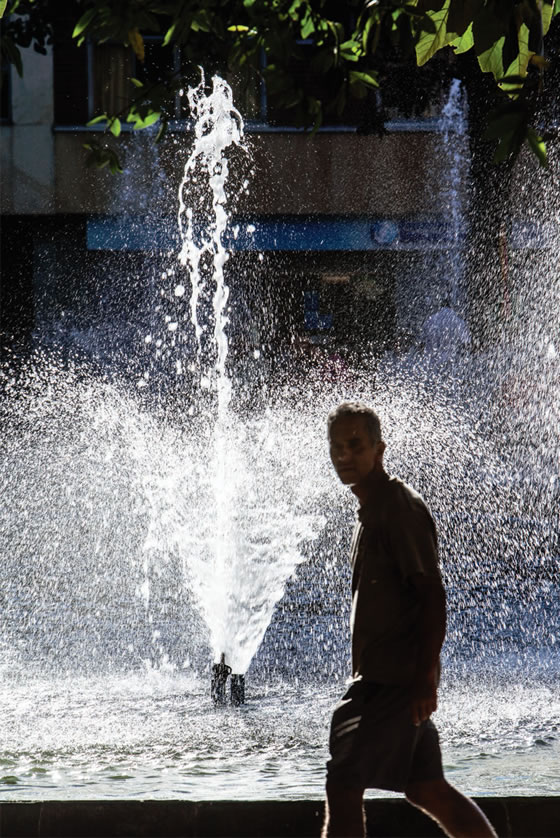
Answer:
[
  {"xmin": 0, "ymin": 48, "xmax": 55, "ymax": 214},
  {"xmin": 0, "ymin": 47, "xmax": 465, "ymax": 220},
  {"xmin": 0, "ymin": 128, "xmax": 456, "ymax": 218},
  {"xmin": 1, "ymin": 798, "xmax": 559, "ymax": 837}
]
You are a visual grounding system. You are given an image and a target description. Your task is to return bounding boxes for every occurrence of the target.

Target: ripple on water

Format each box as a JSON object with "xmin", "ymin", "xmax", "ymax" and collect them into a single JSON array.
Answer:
[{"xmin": 0, "ymin": 672, "xmax": 558, "ymax": 800}]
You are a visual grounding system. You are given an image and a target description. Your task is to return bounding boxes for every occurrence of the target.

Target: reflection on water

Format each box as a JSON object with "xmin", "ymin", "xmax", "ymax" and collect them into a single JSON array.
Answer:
[{"xmin": 0, "ymin": 672, "xmax": 558, "ymax": 800}]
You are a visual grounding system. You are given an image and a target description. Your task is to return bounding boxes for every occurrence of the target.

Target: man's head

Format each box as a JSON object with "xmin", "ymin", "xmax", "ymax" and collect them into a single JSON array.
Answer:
[{"xmin": 327, "ymin": 402, "xmax": 385, "ymax": 487}]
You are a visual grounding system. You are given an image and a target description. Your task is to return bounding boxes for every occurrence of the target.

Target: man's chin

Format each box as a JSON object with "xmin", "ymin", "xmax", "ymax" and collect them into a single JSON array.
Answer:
[{"xmin": 337, "ymin": 471, "xmax": 358, "ymax": 485}]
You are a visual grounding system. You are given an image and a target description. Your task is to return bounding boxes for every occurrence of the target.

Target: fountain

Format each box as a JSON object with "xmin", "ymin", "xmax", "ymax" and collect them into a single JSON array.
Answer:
[{"xmin": 0, "ymin": 75, "xmax": 558, "ymax": 805}]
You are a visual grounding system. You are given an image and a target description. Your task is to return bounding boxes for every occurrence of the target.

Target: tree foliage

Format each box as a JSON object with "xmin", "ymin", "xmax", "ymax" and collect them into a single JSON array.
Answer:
[
  {"xmin": 0, "ymin": 0, "xmax": 52, "ymax": 76},
  {"xmin": 1, "ymin": 0, "xmax": 559, "ymax": 171}
]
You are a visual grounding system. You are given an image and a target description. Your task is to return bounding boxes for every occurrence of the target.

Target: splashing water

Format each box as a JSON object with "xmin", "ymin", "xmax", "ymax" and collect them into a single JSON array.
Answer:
[
  {"xmin": 178, "ymin": 74, "xmax": 244, "ymax": 400},
  {"xmin": 440, "ymin": 78, "xmax": 469, "ymax": 313},
  {"xmin": 149, "ymin": 75, "xmax": 326, "ymax": 673},
  {"xmin": 0, "ymin": 75, "xmax": 559, "ymax": 800}
]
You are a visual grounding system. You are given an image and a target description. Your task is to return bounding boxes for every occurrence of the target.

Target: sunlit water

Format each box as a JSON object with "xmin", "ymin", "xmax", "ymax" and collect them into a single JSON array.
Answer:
[
  {"xmin": 1, "ymin": 76, "xmax": 559, "ymax": 801},
  {"xmin": 1, "ymin": 352, "xmax": 558, "ymax": 800},
  {"xmin": 1, "ymin": 671, "xmax": 558, "ymax": 800}
]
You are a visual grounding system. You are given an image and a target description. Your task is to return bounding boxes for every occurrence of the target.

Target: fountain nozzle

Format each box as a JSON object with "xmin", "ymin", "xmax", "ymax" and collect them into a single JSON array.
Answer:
[
  {"xmin": 211, "ymin": 653, "xmax": 231, "ymax": 706},
  {"xmin": 230, "ymin": 673, "xmax": 245, "ymax": 706},
  {"xmin": 211, "ymin": 654, "xmax": 245, "ymax": 706}
]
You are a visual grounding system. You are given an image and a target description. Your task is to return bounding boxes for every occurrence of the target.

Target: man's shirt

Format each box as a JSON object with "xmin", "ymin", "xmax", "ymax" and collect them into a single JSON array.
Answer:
[{"xmin": 350, "ymin": 470, "xmax": 442, "ymax": 686}]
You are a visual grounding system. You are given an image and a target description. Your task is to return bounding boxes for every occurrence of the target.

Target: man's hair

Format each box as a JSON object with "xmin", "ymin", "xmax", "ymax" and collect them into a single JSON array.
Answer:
[{"xmin": 327, "ymin": 402, "xmax": 382, "ymax": 444}]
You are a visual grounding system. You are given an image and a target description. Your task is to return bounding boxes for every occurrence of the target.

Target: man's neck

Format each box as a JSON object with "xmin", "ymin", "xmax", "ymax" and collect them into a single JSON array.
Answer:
[{"xmin": 351, "ymin": 466, "xmax": 387, "ymax": 506}]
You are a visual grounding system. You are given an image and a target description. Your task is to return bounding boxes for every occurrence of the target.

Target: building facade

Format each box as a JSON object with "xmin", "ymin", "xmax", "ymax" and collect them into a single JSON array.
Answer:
[{"xmin": 0, "ymin": 25, "xmax": 485, "ymax": 371}]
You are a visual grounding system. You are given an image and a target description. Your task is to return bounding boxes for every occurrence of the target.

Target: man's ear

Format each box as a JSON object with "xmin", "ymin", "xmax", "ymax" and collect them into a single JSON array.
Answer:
[{"xmin": 376, "ymin": 440, "xmax": 386, "ymax": 463}]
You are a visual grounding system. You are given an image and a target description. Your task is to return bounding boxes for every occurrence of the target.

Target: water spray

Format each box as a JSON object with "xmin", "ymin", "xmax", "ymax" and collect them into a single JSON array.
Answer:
[{"xmin": 174, "ymin": 76, "xmax": 323, "ymax": 688}]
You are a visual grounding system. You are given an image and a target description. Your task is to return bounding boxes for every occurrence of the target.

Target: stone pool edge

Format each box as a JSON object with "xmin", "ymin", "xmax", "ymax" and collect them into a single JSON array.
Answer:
[{"xmin": 1, "ymin": 797, "xmax": 558, "ymax": 837}]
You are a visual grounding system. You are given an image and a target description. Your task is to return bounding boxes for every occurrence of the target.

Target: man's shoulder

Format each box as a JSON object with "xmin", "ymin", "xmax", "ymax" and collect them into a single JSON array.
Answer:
[
  {"xmin": 358, "ymin": 473, "xmax": 433, "ymax": 531},
  {"xmin": 386, "ymin": 475, "xmax": 425, "ymax": 506},
  {"xmin": 385, "ymin": 476, "xmax": 434, "ymax": 524}
]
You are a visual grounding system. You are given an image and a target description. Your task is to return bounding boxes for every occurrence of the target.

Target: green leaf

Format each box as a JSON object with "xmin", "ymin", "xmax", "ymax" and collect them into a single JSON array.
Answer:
[
  {"xmin": 86, "ymin": 114, "xmax": 108, "ymax": 126},
  {"xmin": 502, "ymin": 23, "xmax": 532, "ymax": 82},
  {"xmin": 109, "ymin": 159, "xmax": 123, "ymax": 175},
  {"xmin": 192, "ymin": 10, "xmax": 212, "ymax": 33},
  {"xmin": 133, "ymin": 111, "xmax": 160, "ymax": 130},
  {"xmin": 0, "ymin": 0, "xmax": 8, "ymax": 19},
  {"xmin": 402, "ymin": 3, "xmax": 428, "ymax": 19},
  {"xmin": 348, "ymin": 69, "xmax": 379, "ymax": 88},
  {"xmin": 1, "ymin": 37, "xmax": 23, "ymax": 76},
  {"xmin": 82, "ymin": 139, "xmax": 123, "ymax": 175},
  {"xmin": 496, "ymin": 75, "xmax": 527, "ymax": 86},
  {"xmin": 109, "ymin": 117, "xmax": 121, "ymax": 137},
  {"xmin": 228, "ymin": 25, "xmax": 250, "ymax": 32},
  {"xmin": 415, "ymin": 0, "xmax": 455, "ymax": 66},
  {"xmin": 542, "ymin": 0, "xmax": 555, "ymax": 35},
  {"xmin": 339, "ymin": 39, "xmax": 362, "ymax": 61},
  {"xmin": 526, "ymin": 125, "xmax": 548, "ymax": 166},
  {"xmin": 301, "ymin": 13, "xmax": 315, "ymax": 39},
  {"xmin": 72, "ymin": 8, "xmax": 96, "ymax": 39},
  {"xmin": 450, "ymin": 22, "xmax": 474, "ymax": 54},
  {"xmin": 362, "ymin": 15, "xmax": 375, "ymax": 52},
  {"xmin": 162, "ymin": 22, "xmax": 177, "ymax": 47},
  {"xmin": 311, "ymin": 101, "xmax": 323, "ymax": 134},
  {"xmin": 155, "ymin": 118, "xmax": 168, "ymax": 144},
  {"xmin": 130, "ymin": 77, "xmax": 143, "ymax": 88},
  {"xmin": 477, "ymin": 34, "xmax": 505, "ymax": 79},
  {"xmin": 496, "ymin": 78, "xmax": 525, "ymax": 94}
]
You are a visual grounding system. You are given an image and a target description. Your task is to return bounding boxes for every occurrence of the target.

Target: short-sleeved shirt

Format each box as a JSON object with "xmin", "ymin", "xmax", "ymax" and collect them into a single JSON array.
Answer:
[{"xmin": 350, "ymin": 470, "xmax": 442, "ymax": 686}]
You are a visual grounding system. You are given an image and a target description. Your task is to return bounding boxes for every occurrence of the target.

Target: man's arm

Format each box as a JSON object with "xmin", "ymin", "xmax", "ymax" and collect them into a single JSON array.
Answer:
[{"xmin": 409, "ymin": 573, "xmax": 447, "ymax": 726}]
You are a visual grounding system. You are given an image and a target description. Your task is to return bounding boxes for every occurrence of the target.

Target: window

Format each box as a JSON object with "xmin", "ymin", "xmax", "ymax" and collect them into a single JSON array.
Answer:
[
  {"xmin": 89, "ymin": 37, "xmax": 183, "ymax": 122},
  {"xmin": 54, "ymin": 31, "xmax": 184, "ymax": 126},
  {"xmin": 53, "ymin": 26, "xmax": 366, "ymax": 130},
  {"xmin": 262, "ymin": 43, "xmax": 373, "ymax": 129},
  {"xmin": 91, "ymin": 44, "xmax": 135, "ymax": 119},
  {"xmin": 52, "ymin": 9, "xmax": 443, "ymax": 132}
]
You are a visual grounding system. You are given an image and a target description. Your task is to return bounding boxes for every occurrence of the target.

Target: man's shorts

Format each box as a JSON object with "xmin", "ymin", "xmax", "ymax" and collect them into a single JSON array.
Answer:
[{"xmin": 326, "ymin": 679, "xmax": 443, "ymax": 792}]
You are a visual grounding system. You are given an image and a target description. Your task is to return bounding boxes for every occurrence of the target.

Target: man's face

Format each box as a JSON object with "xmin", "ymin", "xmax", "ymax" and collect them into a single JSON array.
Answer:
[{"xmin": 328, "ymin": 415, "xmax": 383, "ymax": 486}]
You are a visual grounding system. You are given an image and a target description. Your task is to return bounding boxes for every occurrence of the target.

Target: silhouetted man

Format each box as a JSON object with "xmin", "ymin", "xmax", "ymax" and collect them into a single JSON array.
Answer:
[{"xmin": 322, "ymin": 402, "xmax": 497, "ymax": 838}]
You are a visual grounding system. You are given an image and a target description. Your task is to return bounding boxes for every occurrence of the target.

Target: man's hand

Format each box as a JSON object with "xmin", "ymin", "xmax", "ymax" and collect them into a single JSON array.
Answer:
[
  {"xmin": 408, "ymin": 573, "xmax": 446, "ymax": 727},
  {"xmin": 410, "ymin": 672, "xmax": 438, "ymax": 726}
]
